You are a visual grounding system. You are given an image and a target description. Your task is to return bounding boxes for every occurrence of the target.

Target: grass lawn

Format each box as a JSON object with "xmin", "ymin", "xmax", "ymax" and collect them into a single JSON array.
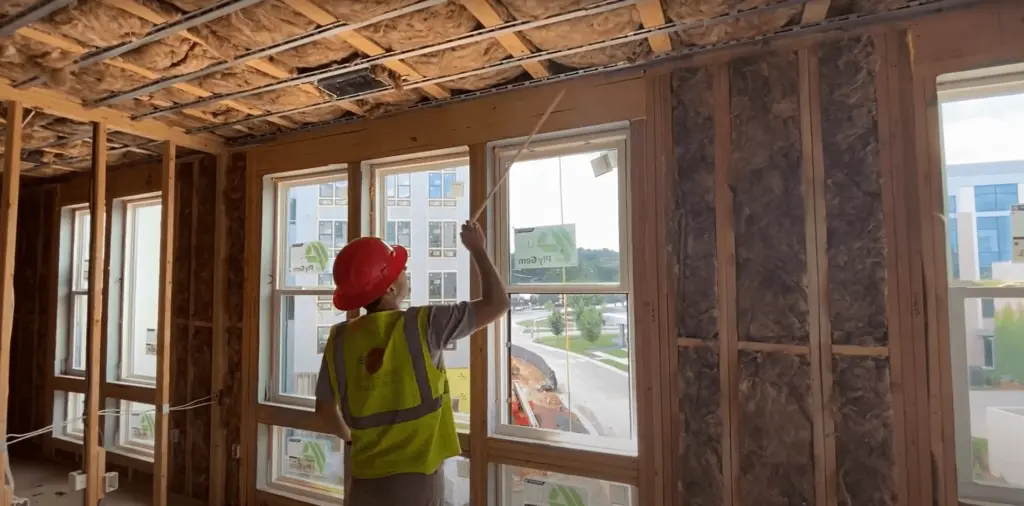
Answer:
[
  {"xmin": 603, "ymin": 348, "xmax": 628, "ymax": 358},
  {"xmin": 600, "ymin": 359, "xmax": 629, "ymax": 372},
  {"xmin": 519, "ymin": 318, "xmax": 552, "ymax": 330},
  {"xmin": 535, "ymin": 333, "xmax": 620, "ymax": 354}
]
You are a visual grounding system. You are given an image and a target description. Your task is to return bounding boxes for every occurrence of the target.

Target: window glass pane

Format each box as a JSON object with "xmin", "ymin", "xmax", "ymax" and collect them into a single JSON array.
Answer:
[
  {"xmin": 954, "ymin": 297, "xmax": 1024, "ymax": 492},
  {"xmin": 334, "ymin": 221, "xmax": 347, "ymax": 247},
  {"xmin": 283, "ymin": 176, "xmax": 347, "ymax": 289},
  {"xmin": 374, "ymin": 160, "xmax": 471, "ymax": 428},
  {"xmin": 278, "ymin": 295, "xmax": 346, "ymax": 399},
  {"xmin": 506, "ymin": 149, "xmax": 621, "ymax": 286},
  {"xmin": 508, "ymin": 294, "xmax": 633, "ymax": 442},
  {"xmin": 335, "ymin": 181, "xmax": 347, "ymax": 204},
  {"xmin": 120, "ymin": 401, "xmax": 155, "ymax": 451},
  {"xmin": 386, "ymin": 177, "xmax": 396, "ymax": 198},
  {"xmin": 942, "ymin": 91, "xmax": 1024, "ymax": 285},
  {"xmin": 397, "ymin": 221, "xmax": 411, "ymax": 247},
  {"xmin": 443, "ymin": 457, "xmax": 470, "ymax": 505},
  {"xmin": 271, "ymin": 425, "xmax": 345, "ymax": 497},
  {"xmin": 73, "ymin": 210, "xmax": 91, "ymax": 291},
  {"xmin": 64, "ymin": 391, "xmax": 85, "ymax": 439},
  {"xmin": 385, "ymin": 221, "xmax": 397, "ymax": 244},
  {"xmin": 429, "ymin": 221, "xmax": 443, "ymax": 248},
  {"xmin": 428, "ymin": 272, "xmax": 442, "ymax": 300},
  {"xmin": 122, "ymin": 203, "xmax": 161, "ymax": 382},
  {"xmin": 398, "ymin": 173, "xmax": 412, "ymax": 198},
  {"xmin": 443, "ymin": 221, "xmax": 457, "ymax": 249},
  {"xmin": 319, "ymin": 184, "xmax": 333, "ymax": 198},
  {"xmin": 317, "ymin": 326, "xmax": 330, "ymax": 354},
  {"xmin": 429, "ymin": 173, "xmax": 443, "ymax": 199},
  {"xmin": 443, "ymin": 272, "xmax": 457, "ymax": 300},
  {"xmin": 71, "ymin": 294, "xmax": 87, "ymax": 371},
  {"xmin": 498, "ymin": 464, "xmax": 636, "ymax": 506},
  {"xmin": 443, "ymin": 172, "xmax": 457, "ymax": 199}
]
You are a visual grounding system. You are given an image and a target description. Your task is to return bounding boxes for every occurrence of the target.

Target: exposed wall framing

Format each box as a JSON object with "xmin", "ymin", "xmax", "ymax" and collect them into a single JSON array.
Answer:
[{"xmin": 4, "ymin": 2, "xmax": 1024, "ymax": 506}]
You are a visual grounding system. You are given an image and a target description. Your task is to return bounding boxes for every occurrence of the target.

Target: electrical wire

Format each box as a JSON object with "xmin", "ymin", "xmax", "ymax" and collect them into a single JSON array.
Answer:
[{"xmin": 5, "ymin": 395, "xmax": 215, "ymax": 447}]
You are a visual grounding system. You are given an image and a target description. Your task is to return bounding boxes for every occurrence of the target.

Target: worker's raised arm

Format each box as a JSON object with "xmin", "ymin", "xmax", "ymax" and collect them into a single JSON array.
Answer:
[{"xmin": 461, "ymin": 220, "xmax": 510, "ymax": 332}]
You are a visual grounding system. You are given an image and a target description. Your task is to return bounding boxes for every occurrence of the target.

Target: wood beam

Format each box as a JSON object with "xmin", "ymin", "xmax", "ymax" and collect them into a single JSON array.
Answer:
[
  {"xmin": 468, "ymin": 144, "xmax": 487, "ymax": 506},
  {"xmin": 0, "ymin": 79, "xmax": 226, "ymax": 154},
  {"xmin": 100, "ymin": 0, "xmax": 365, "ymax": 117},
  {"xmin": 0, "ymin": 102, "xmax": 23, "ymax": 506},
  {"xmin": 280, "ymin": 0, "xmax": 452, "ymax": 99},
  {"xmin": 209, "ymin": 154, "xmax": 228, "ymax": 506},
  {"xmin": 801, "ymin": 0, "xmax": 832, "ymax": 23},
  {"xmin": 83, "ymin": 121, "xmax": 107, "ymax": 506},
  {"xmin": 635, "ymin": 0, "xmax": 673, "ymax": 53},
  {"xmin": 13, "ymin": 26, "xmax": 299, "ymax": 130},
  {"xmin": 460, "ymin": 0, "xmax": 551, "ymax": 78},
  {"xmin": 153, "ymin": 141, "xmax": 176, "ymax": 506}
]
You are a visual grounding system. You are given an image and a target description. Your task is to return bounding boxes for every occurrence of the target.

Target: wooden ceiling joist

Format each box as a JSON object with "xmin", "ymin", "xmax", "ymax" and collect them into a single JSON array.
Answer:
[
  {"xmin": 100, "ymin": 0, "xmax": 365, "ymax": 117},
  {"xmin": 0, "ymin": 79, "xmax": 225, "ymax": 153},
  {"xmin": 460, "ymin": 0, "xmax": 551, "ymax": 79},
  {"xmin": 13, "ymin": 26, "xmax": 299, "ymax": 131},
  {"xmin": 636, "ymin": 0, "xmax": 673, "ymax": 53},
  {"xmin": 281, "ymin": 0, "xmax": 452, "ymax": 100}
]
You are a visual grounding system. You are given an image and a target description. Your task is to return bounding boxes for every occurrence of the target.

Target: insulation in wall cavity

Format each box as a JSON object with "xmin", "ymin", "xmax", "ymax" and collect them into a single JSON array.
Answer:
[
  {"xmin": 819, "ymin": 36, "xmax": 887, "ymax": 347},
  {"xmin": 35, "ymin": 190, "xmax": 56, "ymax": 433},
  {"xmin": 189, "ymin": 326, "xmax": 213, "ymax": 502},
  {"xmin": 225, "ymin": 154, "xmax": 246, "ymax": 326},
  {"xmin": 833, "ymin": 356, "xmax": 894, "ymax": 506},
  {"xmin": 192, "ymin": 162, "xmax": 216, "ymax": 323},
  {"xmin": 730, "ymin": 51, "xmax": 808, "ymax": 345},
  {"xmin": 738, "ymin": 351, "xmax": 813, "ymax": 506},
  {"xmin": 173, "ymin": 164, "xmax": 194, "ymax": 320},
  {"xmin": 170, "ymin": 322, "xmax": 190, "ymax": 494},
  {"xmin": 225, "ymin": 325, "xmax": 244, "ymax": 505},
  {"xmin": 670, "ymin": 66, "xmax": 718, "ymax": 341},
  {"xmin": 677, "ymin": 347, "xmax": 723, "ymax": 506}
]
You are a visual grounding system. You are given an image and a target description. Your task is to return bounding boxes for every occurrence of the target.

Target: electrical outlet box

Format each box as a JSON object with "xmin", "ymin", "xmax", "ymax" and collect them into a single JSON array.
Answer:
[
  {"xmin": 170, "ymin": 429, "xmax": 180, "ymax": 443},
  {"xmin": 456, "ymin": 458, "xmax": 470, "ymax": 479},
  {"xmin": 68, "ymin": 470, "xmax": 87, "ymax": 491},
  {"xmin": 104, "ymin": 472, "xmax": 119, "ymax": 493}
]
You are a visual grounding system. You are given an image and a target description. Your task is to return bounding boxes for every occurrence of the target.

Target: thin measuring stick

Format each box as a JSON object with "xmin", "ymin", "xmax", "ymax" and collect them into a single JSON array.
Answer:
[{"xmin": 470, "ymin": 89, "xmax": 566, "ymax": 223}]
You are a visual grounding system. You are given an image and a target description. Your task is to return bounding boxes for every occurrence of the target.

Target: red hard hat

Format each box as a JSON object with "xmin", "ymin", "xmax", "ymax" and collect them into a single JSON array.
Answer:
[{"xmin": 332, "ymin": 237, "xmax": 408, "ymax": 311}]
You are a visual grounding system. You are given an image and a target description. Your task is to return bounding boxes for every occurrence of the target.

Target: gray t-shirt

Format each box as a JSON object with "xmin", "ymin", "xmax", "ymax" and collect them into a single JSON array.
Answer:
[{"xmin": 314, "ymin": 302, "xmax": 475, "ymax": 506}]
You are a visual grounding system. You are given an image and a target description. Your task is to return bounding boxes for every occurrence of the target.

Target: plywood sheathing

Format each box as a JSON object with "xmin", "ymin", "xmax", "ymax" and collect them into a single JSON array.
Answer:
[
  {"xmin": 819, "ymin": 35, "xmax": 894, "ymax": 506},
  {"xmin": 670, "ymin": 65, "xmax": 724, "ymax": 506}
]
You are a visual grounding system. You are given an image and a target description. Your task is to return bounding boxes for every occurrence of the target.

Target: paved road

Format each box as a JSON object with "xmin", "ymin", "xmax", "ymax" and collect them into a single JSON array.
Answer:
[{"xmin": 510, "ymin": 308, "xmax": 634, "ymax": 440}]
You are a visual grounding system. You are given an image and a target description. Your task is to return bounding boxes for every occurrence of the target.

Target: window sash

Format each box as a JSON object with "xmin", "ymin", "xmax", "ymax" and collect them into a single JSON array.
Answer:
[
  {"xmin": 119, "ymin": 198, "xmax": 161, "ymax": 385},
  {"xmin": 273, "ymin": 170, "xmax": 349, "ymax": 290},
  {"xmin": 268, "ymin": 290, "xmax": 335, "ymax": 408},
  {"xmin": 949, "ymin": 285, "xmax": 1024, "ymax": 506},
  {"xmin": 493, "ymin": 132, "xmax": 631, "ymax": 295}
]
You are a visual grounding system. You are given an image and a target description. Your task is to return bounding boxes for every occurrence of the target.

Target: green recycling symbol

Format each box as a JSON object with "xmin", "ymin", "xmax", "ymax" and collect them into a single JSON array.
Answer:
[
  {"xmin": 536, "ymin": 228, "xmax": 574, "ymax": 264},
  {"xmin": 548, "ymin": 485, "xmax": 585, "ymax": 506},
  {"xmin": 304, "ymin": 241, "xmax": 330, "ymax": 272},
  {"xmin": 302, "ymin": 440, "xmax": 327, "ymax": 475}
]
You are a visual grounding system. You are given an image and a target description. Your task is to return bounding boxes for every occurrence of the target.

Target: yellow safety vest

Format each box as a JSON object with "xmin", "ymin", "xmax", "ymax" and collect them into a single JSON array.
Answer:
[{"xmin": 324, "ymin": 308, "xmax": 460, "ymax": 479}]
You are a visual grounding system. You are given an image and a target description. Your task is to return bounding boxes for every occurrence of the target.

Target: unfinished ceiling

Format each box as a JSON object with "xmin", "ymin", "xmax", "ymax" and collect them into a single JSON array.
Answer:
[{"xmin": 0, "ymin": 0, "xmax": 923, "ymax": 177}]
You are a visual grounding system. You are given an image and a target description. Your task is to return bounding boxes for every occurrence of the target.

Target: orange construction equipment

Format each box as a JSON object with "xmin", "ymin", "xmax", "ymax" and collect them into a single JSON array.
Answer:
[{"xmin": 332, "ymin": 237, "xmax": 408, "ymax": 311}]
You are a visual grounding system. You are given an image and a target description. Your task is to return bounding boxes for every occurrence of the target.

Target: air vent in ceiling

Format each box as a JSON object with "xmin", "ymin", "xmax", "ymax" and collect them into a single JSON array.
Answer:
[{"xmin": 316, "ymin": 68, "xmax": 389, "ymax": 99}]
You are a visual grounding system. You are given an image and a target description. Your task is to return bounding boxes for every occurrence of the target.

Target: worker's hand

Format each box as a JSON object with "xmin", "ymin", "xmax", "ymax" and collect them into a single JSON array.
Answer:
[{"xmin": 460, "ymin": 220, "xmax": 486, "ymax": 253}]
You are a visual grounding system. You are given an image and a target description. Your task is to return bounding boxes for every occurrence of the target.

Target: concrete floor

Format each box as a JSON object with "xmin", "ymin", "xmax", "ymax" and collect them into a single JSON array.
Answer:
[{"xmin": 8, "ymin": 458, "xmax": 176, "ymax": 505}]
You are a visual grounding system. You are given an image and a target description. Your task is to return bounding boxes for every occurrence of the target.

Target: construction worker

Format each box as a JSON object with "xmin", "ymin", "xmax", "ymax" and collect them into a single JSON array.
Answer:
[{"xmin": 314, "ymin": 220, "xmax": 509, "ymax": 506}]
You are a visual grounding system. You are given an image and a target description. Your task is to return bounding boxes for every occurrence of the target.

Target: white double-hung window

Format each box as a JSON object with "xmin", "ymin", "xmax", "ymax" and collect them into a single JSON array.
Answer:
[{"xmin": 490, "ymin": 125, "xmax": 636, "ymax": 455}]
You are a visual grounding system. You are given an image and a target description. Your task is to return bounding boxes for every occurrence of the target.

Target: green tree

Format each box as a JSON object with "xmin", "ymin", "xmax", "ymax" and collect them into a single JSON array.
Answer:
[
  {"xmin": 577, "ymin": 306, "xmax": 604, "ymax": 343},
  {"xmin": 993, "ymin": 302, "xmax": 1024, "ymax": 384},
  {"xmin": 548, "ymin": 307, "xmax": 565, "ymax": 337},
  {"xmin": 567, "ymin": 294, "xmax": 602, "ymax": 324}
]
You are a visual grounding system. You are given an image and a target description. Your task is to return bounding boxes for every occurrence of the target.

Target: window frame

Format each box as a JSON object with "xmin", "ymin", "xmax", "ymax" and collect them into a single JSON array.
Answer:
[
  {"xmin": 258, "ymin": 424, "xmax": 347, "ymax": 504},
  {"xmin": 428, "ymin": 220, "xmax": 459, "ymax": 258},
  {"xmin": 116, "ymin": 400, "xmax": 157, "ymax": 458},
  {"xmin": 116, "ymin": 196, "xmax": 163, "ymax": 386},
  {"xmin": 489, "ymin": 127, "xmax": 637, "ymax": 455},
  {"xmin": 56, "ymin": 205, "xmax": 90, "ymax": 378},
  {"xmin": 261, "ymin": 166, "xmax": 350, "ymax": 410},
  {"xmin": 949, "ymin": 285, "xmax": 1024, "ymax": 506},
  {"xmin": 384, "ymin": 219, "xmax": 412, "ymax": 249},
  {"xmin": 427, "ymin": 270, "xmax": 459, "ymax": 305},
  {"xmin": 317, "ymin": 180, "xmax": 349, "ymax": 207}
]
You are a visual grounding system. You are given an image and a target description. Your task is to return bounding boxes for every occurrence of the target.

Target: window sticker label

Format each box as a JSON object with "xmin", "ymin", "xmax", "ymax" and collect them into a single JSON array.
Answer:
[
  {"xmin": 290, "ymin": 241, "xmax": 330, "ymax": 273},
  {"xmin": 523, "ymin": 477, "xmax": 589, "ymax": 506},
  {"xmin": 1012, "ymin": 204, "xmax": 1024, "ymax": 262},
  {"xmin": 513, "ymin": 225, "xmax": 578, "ymax": 271}
]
